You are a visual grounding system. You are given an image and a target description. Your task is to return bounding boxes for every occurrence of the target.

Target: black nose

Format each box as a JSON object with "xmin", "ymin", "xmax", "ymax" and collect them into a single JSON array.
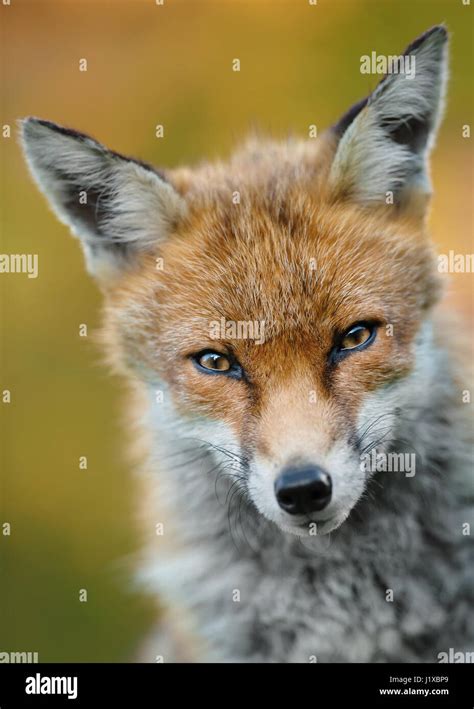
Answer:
[{"xmin": 274, "ymin": 465, "xmax": 332, "ymax": 515}]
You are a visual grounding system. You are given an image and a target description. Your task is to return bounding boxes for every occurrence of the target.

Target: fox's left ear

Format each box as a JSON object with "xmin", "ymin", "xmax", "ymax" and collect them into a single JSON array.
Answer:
[
  {"xmin": 329, "ymin": 25, "xmax": 448, "ymax": 214},
  {"xmin": 20, "ymin": 118, "xmax": 186, "ymax": 282}
]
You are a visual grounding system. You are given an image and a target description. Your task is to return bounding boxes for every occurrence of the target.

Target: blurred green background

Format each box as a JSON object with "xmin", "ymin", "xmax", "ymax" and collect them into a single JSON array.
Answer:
[{"xmin": 1, "ymin": 0, "xmax": 472, "ymax": 662}]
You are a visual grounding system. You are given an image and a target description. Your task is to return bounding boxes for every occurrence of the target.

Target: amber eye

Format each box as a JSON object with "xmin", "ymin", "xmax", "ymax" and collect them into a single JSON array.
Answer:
[
  {"xmin": 197, "ymin": 352, "xmax": 231, "ymax": 371},
  {"xmin": 339, "ymin": 324, "xmax": 375, "ymax": 352},
  {"xmin": 190, "ymin": 350, "xmax": 235, "ymax": 374},
  {"xmin": 192, "ymin": 349, "xmax": 244, "ymax": 379}
]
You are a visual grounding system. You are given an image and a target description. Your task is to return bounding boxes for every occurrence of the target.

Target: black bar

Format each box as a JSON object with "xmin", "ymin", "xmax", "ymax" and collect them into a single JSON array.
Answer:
[{"xmin": 0, "ymin": 663, "xmax": 471, "ymax": 707}]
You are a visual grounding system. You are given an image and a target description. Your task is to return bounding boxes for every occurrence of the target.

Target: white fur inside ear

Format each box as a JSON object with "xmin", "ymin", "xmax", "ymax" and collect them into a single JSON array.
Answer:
[
  {"xmin": 330, "ymin": 110, "xmax": 417, "ymax": 202},
  {"xmin": 20, "ymin": 118, "xmax": 186, "ymax": 277},
  {"xmin": 329, "ymin": 27, "xmax": 448, "ymax": 205},
  {"xmin": 97, "ymin": 159, "xmax": 186, "ymax": 251}
]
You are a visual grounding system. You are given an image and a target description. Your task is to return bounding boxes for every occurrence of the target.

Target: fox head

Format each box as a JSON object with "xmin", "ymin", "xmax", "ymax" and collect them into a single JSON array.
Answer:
[{"xmin": 21, "ymin": 27, "xmax": 448, "ymax": 537}]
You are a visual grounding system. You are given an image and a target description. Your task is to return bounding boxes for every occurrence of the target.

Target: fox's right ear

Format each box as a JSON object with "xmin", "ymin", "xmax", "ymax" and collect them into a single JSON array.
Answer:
[
  {"xmin": 20, "ymin": 118, "xmax": 186, "ymax": 282},
  {"xmin": 329, "ymin": 26, "xmax": 448, "ymax": 215}
]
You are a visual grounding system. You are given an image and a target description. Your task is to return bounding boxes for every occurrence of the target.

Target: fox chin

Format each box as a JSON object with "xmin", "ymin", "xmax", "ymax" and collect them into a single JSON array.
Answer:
[{"xmin": 20, "ymin": 25, "xmax": 474, "ymax": 663}]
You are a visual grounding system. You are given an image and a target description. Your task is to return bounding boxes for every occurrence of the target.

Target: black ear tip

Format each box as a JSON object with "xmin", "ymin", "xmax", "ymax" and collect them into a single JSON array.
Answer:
[
  {"xmin": 404, "ymin": 25, "xmax": 448, "ymax": 56},
  {"xmin": 19, "ymin": 117, "xmax": 96, "ymax": 146},
  {"xmin": 19, "ymin": 117, "xmax": 60, "ymax": 144},
  {"xmin": 425, "ymin": 24, "xmax": 448, "ymax": 38},
  {"xmin": 19, "ymin": 116, "xmax": 40, "ymax": 133}
]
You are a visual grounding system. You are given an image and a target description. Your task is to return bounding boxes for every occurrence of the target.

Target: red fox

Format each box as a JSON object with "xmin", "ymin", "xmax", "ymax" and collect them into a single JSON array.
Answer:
[{"xmin": 21, "ymin": 25, "xmax": 473, "ymax": 662}]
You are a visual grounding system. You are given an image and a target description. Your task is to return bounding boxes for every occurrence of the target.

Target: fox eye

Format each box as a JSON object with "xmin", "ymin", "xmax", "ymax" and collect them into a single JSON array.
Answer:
[
  {"xmin": 340, "ymin": 324, "xmax": 374, "ymax": 351},
  {"xmin": 192, "ymin": 350, "xmax": 244, "ymax": 379},
  {"xmin": 332, "ymin": 323, "xmax": 377, "ymax": 361},
  {"xmin": 196, "ymin": 351, "xmax": 231, "ymax": 372}
]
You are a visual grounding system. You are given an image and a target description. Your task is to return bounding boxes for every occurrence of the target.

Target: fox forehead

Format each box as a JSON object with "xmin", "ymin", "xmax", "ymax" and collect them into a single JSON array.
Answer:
[{"xmin": 108, "ymin": 145, "xmax": 437, "ymax": 352}]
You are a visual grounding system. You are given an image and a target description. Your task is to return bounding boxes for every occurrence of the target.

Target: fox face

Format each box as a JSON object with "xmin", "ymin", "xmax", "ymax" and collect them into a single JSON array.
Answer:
[{"xmin": 21, "ymin": 27, "xmax": 447, "ymax": 537}]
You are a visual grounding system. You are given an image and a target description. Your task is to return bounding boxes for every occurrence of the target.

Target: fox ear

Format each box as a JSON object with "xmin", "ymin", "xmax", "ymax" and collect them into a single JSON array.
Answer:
[
  {"xmin": 20, "ymin": 118, "xmax": 186, "ymax": 280},
  {"xmin": 329, "ymin": 26, "xmax": 448, "ymax": 212}
]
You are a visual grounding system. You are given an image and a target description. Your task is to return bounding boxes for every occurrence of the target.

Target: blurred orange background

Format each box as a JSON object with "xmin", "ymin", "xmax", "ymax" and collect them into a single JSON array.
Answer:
[{"xmin": 1, "ymin": 0, "xmax": 472, "ymax": 661}]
